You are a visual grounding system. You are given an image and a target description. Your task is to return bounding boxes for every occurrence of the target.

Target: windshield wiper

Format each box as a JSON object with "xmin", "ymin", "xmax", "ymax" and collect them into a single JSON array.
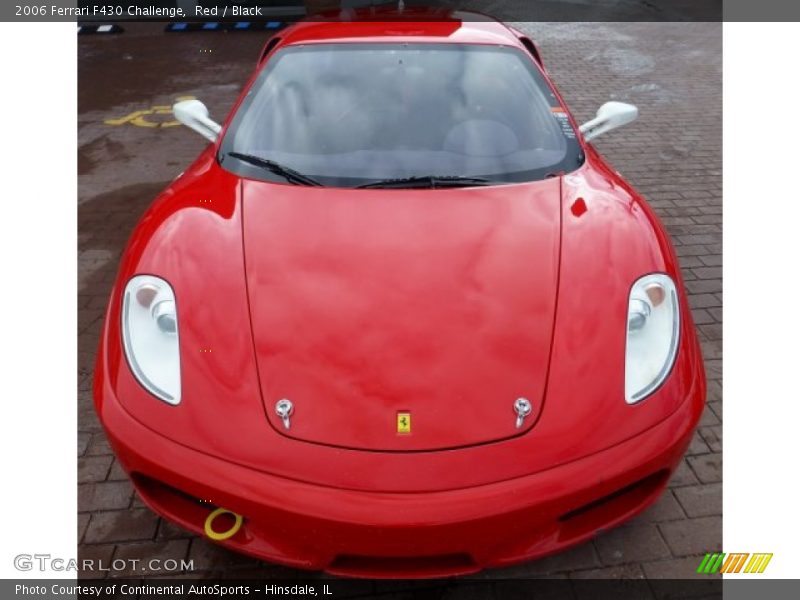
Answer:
[
  {"xmin": 227, "ymin": 152, "xmax": 322, "ymax": 187},
  {"xmin": 356, "ymin": 175, "xmax": 492, "ymax": 189}
]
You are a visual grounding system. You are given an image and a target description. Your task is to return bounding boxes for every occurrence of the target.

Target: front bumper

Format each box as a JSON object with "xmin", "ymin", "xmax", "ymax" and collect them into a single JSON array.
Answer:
[{"xmin": 96, "ymin": 367, "xmax": 703, "ymax": 578}]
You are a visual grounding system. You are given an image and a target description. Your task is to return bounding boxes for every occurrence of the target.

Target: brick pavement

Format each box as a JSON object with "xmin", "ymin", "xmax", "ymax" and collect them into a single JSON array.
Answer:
[{"xmin": 78, "ymin": 22, "xmax": 721, "ymax": 581}]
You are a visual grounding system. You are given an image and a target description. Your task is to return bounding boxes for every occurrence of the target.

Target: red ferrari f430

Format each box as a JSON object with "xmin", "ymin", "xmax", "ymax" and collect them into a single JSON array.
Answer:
[{"xmin": 94, "ymin": 12, "xmax": 706, "ymax": 578}]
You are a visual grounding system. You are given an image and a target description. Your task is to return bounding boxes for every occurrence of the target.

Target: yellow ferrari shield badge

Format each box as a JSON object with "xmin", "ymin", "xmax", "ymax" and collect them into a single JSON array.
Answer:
[{"xmin": 397, "ymin": 412, "xmax": 411, "ymax": 434}]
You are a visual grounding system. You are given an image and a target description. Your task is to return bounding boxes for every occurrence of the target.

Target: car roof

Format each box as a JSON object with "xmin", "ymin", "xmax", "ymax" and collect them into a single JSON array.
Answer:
[{"xmin": 277, "ymin": 9, "xmax": 524, "ymax": 48}]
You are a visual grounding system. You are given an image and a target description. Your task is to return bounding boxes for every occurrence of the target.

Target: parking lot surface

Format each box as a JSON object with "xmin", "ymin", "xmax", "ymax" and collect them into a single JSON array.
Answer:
[{"xmin": 78, "ymin": 21, "xmax": 722, "ymax": 584}]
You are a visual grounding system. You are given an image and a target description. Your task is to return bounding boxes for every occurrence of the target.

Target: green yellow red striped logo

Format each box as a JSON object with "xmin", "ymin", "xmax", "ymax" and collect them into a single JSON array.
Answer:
[{"xmin": 697, "ymin": 552, "xmax": 773, "ymax": 574}]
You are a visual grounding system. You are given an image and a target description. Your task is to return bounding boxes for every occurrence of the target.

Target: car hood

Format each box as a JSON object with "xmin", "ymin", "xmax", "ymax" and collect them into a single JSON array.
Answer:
[{"xmin": 241, "ymin": 178, "xmax": 562, "ymax": 450}]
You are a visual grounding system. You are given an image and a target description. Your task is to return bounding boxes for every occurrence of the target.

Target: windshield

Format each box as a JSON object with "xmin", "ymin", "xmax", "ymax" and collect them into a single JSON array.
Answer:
[{"xmin": 220, "ymin": 43, "xmax": 583, "ymax": 187}]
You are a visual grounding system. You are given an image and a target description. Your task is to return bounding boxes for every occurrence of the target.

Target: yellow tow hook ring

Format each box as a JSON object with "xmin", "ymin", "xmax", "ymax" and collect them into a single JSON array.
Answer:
[{"xmin": 204, "ymin": 507, "xmax": 243, "ymax": 541}]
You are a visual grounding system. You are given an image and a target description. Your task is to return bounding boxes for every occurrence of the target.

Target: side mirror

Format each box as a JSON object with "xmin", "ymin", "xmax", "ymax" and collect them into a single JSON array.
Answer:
[
  {"xmin": 579, "ymin": 102, "xmax": 638, "ymax": 142},
  {"xmin": 173, "ymin": 99, "xmax": 222, "ymax": 142}
]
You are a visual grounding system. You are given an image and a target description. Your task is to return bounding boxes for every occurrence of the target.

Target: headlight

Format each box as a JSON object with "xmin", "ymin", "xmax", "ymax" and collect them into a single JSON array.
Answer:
[
  {"xmin": 121, "ymin": 275, "xmax": 181, "ymax": 405},
  {"xmin": 625, "ymin": 273, "xmax": 680, "ymax": 404}
]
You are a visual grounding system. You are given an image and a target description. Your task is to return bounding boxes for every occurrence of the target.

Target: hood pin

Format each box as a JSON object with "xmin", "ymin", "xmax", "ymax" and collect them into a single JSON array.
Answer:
[
  {"xmin": 514, "ymin": 398, "xmax": 532, "ymax": 429},
  {"xmin": 275, "ymin": 399, "xmax": 294, "ymax": 430}
]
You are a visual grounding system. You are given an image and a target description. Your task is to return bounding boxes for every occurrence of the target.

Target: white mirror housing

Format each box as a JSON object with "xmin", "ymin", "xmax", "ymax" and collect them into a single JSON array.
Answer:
[
  {"xmin": 579, "ymin": 101, "xmax": 638, "ymax": 142},
  {"xmin": 173, "ymin": 99, "xmax": 222, "ymax": 142}
]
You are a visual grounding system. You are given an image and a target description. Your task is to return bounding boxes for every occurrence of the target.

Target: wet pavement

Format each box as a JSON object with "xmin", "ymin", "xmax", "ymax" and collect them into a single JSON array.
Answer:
[{"xmin": 78, "ymin": 22, "xmax": 721, "ymax": 583}]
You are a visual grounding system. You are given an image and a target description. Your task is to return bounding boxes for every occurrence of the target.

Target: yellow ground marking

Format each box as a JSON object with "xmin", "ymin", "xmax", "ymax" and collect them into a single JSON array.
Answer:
[{"xmin": 104, "ymin": 96, "xmax": 196, "ymax": 128}]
